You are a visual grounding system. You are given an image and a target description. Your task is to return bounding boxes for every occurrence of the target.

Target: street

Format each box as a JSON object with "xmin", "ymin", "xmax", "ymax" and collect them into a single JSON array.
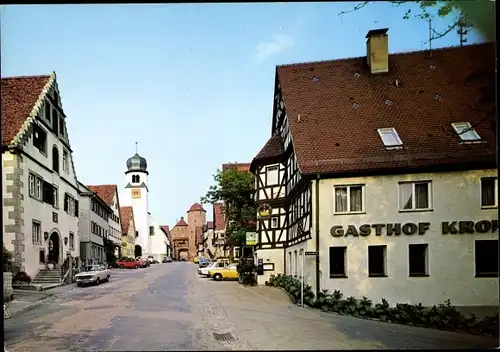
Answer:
[{"xmin": 4, "ymin": 262, "xmax": 497, "ymax": 351}]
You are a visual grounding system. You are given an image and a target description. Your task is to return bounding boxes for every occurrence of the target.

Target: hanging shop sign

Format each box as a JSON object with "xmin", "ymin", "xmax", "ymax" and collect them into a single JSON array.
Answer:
[
  {"xmin": 330, "ymin": 220, "xmax": 498, "ymax": 237},
  {"xmin": 246, "ymin": 232, "xmax": 257, "ymax": 246},
  {"xmin": 257, "ymin": 204, "xmax": 271, "ymax": 218}
]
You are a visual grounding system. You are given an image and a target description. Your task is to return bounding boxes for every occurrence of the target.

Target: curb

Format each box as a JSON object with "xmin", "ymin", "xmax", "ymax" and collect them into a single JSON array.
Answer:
[{"xmin": 8, "ymin": 294, "xmax": 54, "ymax": 319}]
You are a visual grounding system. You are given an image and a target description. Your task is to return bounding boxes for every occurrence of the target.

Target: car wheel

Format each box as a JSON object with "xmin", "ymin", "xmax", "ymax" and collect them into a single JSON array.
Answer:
[
  {"xmin": 134, "ymin": 265, "xmax": 138, "ymax": 269},
  {"xmin": 213, "ymin": 274, "xmax": 222, "ymax": 281},
  {"xmin": 119, "ymin": 265, "xmax": 124, "ymax": 268},
  {"xmin": 95, "ymin": 278, "xmax": 100, "ymax": 286}
]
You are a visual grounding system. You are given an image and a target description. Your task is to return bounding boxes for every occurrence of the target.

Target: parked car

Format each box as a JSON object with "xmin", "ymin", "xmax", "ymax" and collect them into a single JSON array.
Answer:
[
  {"xmin": 193, "ymin": 257, "xmax": 200, "ymax": 264},
  {"xmin": 136, "ymin": 257, "xmax": 150, "ymax": 268},
  {"xmin": 162, "ymin": 256, "xmax": 172, "ymax": 263},
  {"xmin": 116, "ymin": 258, "xmax": 140, "ymax": 269},
  {"xmin": 198, "ymin": 262, "xmax": 226, "ymax": 277},
  {"xmin": 75, "ymin": 265, "xmax": 111, "ymax": 286},
  {"xmin": 208, "ymin": 263, "xmax": 239, "ymax": 281},
  {"xmin": 198, "ymin": 259, "xmax": 211, "ymax": 268}
]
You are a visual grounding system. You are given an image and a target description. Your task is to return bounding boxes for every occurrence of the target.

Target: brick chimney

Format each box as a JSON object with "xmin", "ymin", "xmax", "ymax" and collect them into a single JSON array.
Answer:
[{"xmin": 366, "ymin": 28, "xmax": 389, "ymax": 74}]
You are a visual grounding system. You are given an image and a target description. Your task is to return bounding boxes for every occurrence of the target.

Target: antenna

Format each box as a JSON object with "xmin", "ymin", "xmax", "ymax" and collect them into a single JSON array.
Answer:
[
  {"xmin": 428, "ymin": 18, "xmax": 433, "ymax": 58},
  {"xmin": 135, "ymin": 142, "xmax": 138, "ymax": 154},
  {"xmin": 457, "ymin": 12, "xmax": 468, "ymax": 46}
]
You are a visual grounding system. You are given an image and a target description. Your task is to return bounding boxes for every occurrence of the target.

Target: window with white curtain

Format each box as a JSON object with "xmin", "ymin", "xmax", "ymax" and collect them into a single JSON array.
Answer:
[
  {"xmin": 266, "ymin": 165, "xmax": 279, "ymax": 185},
  {"xmin": 399, "ymin": 181, "xmax": 431, "ymax": 211},
  {"xmin": 334, "ymin": 185, "xmax": 364, "ymax": 213}
]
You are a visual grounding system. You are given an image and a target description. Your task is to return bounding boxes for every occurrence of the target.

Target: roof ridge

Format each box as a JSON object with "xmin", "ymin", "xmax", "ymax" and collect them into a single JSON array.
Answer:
[
  {"xmin": 1, "ymin": 74, "xmax": 51, "ymax": 81},
  {"xmin": 277, "ymin": 41, "xmax": 491, "ymax": 70}
]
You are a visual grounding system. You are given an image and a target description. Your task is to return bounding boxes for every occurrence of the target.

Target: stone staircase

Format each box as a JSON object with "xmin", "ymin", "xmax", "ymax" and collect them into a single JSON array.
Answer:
[{"xmin": 32, "ymin": 265, "xmax": 62, "ymax": 285}]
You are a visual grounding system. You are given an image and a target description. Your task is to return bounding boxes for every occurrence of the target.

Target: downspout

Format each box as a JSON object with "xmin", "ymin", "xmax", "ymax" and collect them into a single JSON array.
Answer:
[{"xmin": 315, "ymin": 174, "xmax": 320, "ymax": 297}]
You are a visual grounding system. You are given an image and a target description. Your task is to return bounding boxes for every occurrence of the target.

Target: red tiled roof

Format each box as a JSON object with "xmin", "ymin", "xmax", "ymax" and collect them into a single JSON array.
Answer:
[
  {"xmin": 207, "ymin": 221, "xmax": 214, "ymax": 230},
  {"xmin": 119, "ymin": 206, "xmax": 134, "ymax": 234},
  {"xmin": 188, "ymin": 203, "xmax": 205, "ymax": 212},
  {"xmin": 160, "ymin": 225, "xmax": 171, "ymax": 242},
  {"xmin": 222, "ymin": 163, "xmax": 251, "ymax": 172},
  {"xmin": 213, "ymin": 203, "xmax": 225, "ymax": 231},
  {"xmin": 275, "ymin": 41, "xmax": 495, "ymax": 175},
  {"xmin": 175, "ymin": 217, "xmax": 188, "ymax": 227},
  {"xmin": 87, "ymin": 185, "xmax": 117, "ymax": 205},
  {"xmin": 1, "ymin": 74, "xmax": 51, "ymax": 146}
]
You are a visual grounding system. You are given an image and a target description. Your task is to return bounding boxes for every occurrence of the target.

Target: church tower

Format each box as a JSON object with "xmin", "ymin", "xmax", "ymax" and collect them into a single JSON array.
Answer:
[{"xmin": 124, "ymin": 149, "xmax": 149, "ymax": 257}]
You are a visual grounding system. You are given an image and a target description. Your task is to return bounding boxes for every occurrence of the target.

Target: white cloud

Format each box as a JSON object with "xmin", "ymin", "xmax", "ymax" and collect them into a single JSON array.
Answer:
[{"xmin": 255, "ymin": 33, "xmax": 294, "ymax": 63}]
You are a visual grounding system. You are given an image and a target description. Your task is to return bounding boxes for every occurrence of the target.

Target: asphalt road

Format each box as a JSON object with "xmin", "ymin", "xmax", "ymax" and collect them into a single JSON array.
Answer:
[{"xmin": 4, "ymin": 262, "xmax": 498, "ymax": 351}]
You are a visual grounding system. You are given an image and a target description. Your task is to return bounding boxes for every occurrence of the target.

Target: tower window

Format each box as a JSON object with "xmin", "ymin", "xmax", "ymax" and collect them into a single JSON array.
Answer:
[{"xmin": 132, "ymin": 175, "xmax": 140, "ymax": 183}]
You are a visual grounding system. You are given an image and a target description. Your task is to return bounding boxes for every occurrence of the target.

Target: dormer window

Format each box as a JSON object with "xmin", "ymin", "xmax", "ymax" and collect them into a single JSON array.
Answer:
[
  {"xmin": 451, "ymin": 122, "xmax": 481, "ymax": 141},
  {"xmin": 132, "ymin": 174, "xmax": 140, "ymax": 183},
  {"xmin": 377, "ymin": 128, "xmax": 403, "ymax": 149}
]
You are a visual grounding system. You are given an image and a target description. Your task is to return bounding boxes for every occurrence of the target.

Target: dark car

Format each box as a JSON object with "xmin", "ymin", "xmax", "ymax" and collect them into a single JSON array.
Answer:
[{"xmin": 162, "ymin": 257, "xmax": 172, "ymax": 263}]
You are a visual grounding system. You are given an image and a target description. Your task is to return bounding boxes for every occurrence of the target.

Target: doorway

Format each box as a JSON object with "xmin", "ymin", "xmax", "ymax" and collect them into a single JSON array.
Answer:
[
  {"xmin": 48, "ymin": 232, "xmax": 60, "ymax": 264},
  {"xmin": 135, "ymin": 245, "xmax": 142, "ymax": 258}
]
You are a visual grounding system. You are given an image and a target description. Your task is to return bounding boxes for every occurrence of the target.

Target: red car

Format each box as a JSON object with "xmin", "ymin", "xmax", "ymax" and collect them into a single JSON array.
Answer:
[
  {"xmin": 116, "ymin": 258, "xmax": 139, "ymax": 269},
  {"xmin": 136, "ymin": 257, "xmax": 150, "ymax": 268}
]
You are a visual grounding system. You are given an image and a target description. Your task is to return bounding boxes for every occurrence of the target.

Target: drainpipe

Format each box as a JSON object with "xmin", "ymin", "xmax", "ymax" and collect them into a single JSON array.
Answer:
[{"xmin": 315, "ymin": 174, "xmax": 320, "ymax": 297}]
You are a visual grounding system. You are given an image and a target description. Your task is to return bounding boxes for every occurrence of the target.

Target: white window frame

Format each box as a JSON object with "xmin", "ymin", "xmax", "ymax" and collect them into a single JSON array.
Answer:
[
  {"xmin": 62, "ymin": 149, "xmax": 69, "ymax": 172},
  {"xmin": 29, "ymin": 172, "xmax": 43, "ymax": 200},
  {"xmin": 53, "ymin": 185, "xmax": 58, "ymax": 209},
  {"xmin": 32, "ymin": 220, "xmax": 41, "ymax": 245},
  {"xmin": 266, "ymin": 165, "xmax": 279, "ymax": 186},
  {"xmin": 333, "ymin": 184, "xmax": 366, "ymax": 214},
  {"xmin": 377, "ymin": 127, "xmax": 403, "ymax": 148},
  {"xmin": 480, "ymin": 177, "xmax": 498, "ymax": 209},
  {"xmin": 451, "ymin": 122, "xmax": 481, "ymax": 142},
  {"xmin": 398, "ymin": 181, "xmax": 432, "ymax": 212},
  {"xmin": 69, "ymin": 232, "xmax": 75, "ymax": 250}
]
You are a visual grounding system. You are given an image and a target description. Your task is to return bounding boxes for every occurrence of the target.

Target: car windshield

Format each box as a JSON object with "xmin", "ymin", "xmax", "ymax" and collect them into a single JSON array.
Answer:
[{"xmin": 85, "ymin": 266, "xmax": 100, "ymax": 272}]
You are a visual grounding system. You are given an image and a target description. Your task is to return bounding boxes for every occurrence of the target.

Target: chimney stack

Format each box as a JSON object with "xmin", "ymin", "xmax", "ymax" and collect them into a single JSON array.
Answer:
[{"xmin": 366, "ymin": 28, "xmax": 389, "ymax": 74}]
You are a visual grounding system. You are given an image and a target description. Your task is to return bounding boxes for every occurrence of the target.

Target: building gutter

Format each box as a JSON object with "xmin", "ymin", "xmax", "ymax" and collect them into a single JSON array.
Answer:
[{"xmin": 315, "ymin": 174, "xmax": 320, "ymax": 297}]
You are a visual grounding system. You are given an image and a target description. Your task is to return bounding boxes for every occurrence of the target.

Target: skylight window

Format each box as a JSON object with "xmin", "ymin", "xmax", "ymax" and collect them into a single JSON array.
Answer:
[
  {"xmin": 451, "ymin": 122, "xmax": 481, "ymax": 141},
  {"xmin": 377, "ymin": 128, "xmax": 403, "ymax": 148}
]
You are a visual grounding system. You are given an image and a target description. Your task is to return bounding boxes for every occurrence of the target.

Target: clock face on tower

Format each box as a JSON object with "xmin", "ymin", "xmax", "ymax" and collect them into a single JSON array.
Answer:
[{"xmin": 131, "ymin": 188, "xmax": 141, "ymax": 199}]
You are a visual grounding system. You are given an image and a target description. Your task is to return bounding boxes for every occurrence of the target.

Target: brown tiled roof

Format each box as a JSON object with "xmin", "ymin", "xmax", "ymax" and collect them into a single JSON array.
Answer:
[
  {"xmin": 119, "ymin": 206, "xmax": 134, "ymax": 234},
  {"xmin": 276, "ymin": 42, "xmax": 496, "ymax": 175},
  {"xmin": 87, "ymin": 184, "xmax": 117, "ymax": 205},
  {"xmin": 222, "ymin": 163, "xmax": 251, "ymax": 172},
  {"xmin": 250, "ymin": 132, "xmax": 284, "ymax": 171},
  {"xmin": 213, "ymin": 203, "xmax": 225, "ymax": 231},
  {"xmin": 1, "ymin": 74, "xmax": 51, "ymax": 146},
  {"xmin": 188, "ymin": 203, "xmax": 205, "ymax": 212},
  {"xmin": 207, "ymin": 221, "xmax": 214, "ymax": 230},
  {"xmin": 175, "ymin": 217, "xmax": 188, "ymax": 227},
  {"xmin": 254, "ymin": 132, "xmax": 284, "ymax": 161}
]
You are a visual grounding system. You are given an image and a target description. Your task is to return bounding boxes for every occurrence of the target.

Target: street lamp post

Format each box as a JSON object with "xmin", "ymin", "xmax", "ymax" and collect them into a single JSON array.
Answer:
[{"xmin": 300, "ymin": 248, "xmax": 304, "ymax": 307}]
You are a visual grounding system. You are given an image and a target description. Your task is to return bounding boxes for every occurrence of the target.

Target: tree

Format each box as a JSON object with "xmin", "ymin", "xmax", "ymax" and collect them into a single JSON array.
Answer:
[
  {"xmin": 3, "ymin": 244, "xmax": 13, "ymax": 272},
  {"xmin": 201, "ymin": 166, "xmax": 257, "ymax": 258},
  {"xmin": 339, "ymin": 1, "xmax": 494, "ymax": 42},
  {"xmin": 103, "ymin": 238, "xmax": 118, "ymax": 265}
]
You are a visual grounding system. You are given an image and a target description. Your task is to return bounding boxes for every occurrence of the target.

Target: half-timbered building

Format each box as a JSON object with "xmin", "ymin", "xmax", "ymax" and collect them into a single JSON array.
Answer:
[{"xmin": 250, "ymin": 29, "xmax": 497, "ymax": 310}]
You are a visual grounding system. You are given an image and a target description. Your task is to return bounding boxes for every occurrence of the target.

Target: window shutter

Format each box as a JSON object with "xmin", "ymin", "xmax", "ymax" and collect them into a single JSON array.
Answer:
[
  {"xmin": 64, "ymin": 194, "xmax": 69, "ymax": 211},
  {"xmin": 74, "ymin": 200, "xmax": 79, "ymax": 216}
]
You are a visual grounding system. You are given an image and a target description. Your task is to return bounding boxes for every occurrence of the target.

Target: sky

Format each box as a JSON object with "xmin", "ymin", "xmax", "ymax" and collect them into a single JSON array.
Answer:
[{"xmin": 1, "ymin": 3, "xmax": 484, "ymax": 227}]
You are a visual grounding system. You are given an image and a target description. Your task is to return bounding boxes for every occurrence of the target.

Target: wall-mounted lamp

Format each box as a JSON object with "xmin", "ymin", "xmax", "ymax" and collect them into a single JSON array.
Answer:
[
  {"xmin": 44, "ymin": 232, "xmax": 49, "ymax": 241},
  {"xmin": 64, "ymin": 237, "xmax": 68, "ymax": 245}
]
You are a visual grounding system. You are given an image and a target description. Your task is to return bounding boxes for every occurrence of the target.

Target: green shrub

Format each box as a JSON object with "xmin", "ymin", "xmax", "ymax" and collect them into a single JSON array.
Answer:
[
  {"xmin": 266, "ymin": 274, "xmax": 498, "ymax": 337},
  {"xmin": 13, "ymin": 271, "xmax": 31, "ymax": 284}
]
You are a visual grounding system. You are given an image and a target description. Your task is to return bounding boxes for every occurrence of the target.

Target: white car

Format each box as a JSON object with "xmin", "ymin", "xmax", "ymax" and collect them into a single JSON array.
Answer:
[
  {"xmin": 198, "ymin": 262, "xmax": 226, "ymax": 277},
  {"xmin": 75, "ymin": 265, "xmax": 111, "ymax": 286}
]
